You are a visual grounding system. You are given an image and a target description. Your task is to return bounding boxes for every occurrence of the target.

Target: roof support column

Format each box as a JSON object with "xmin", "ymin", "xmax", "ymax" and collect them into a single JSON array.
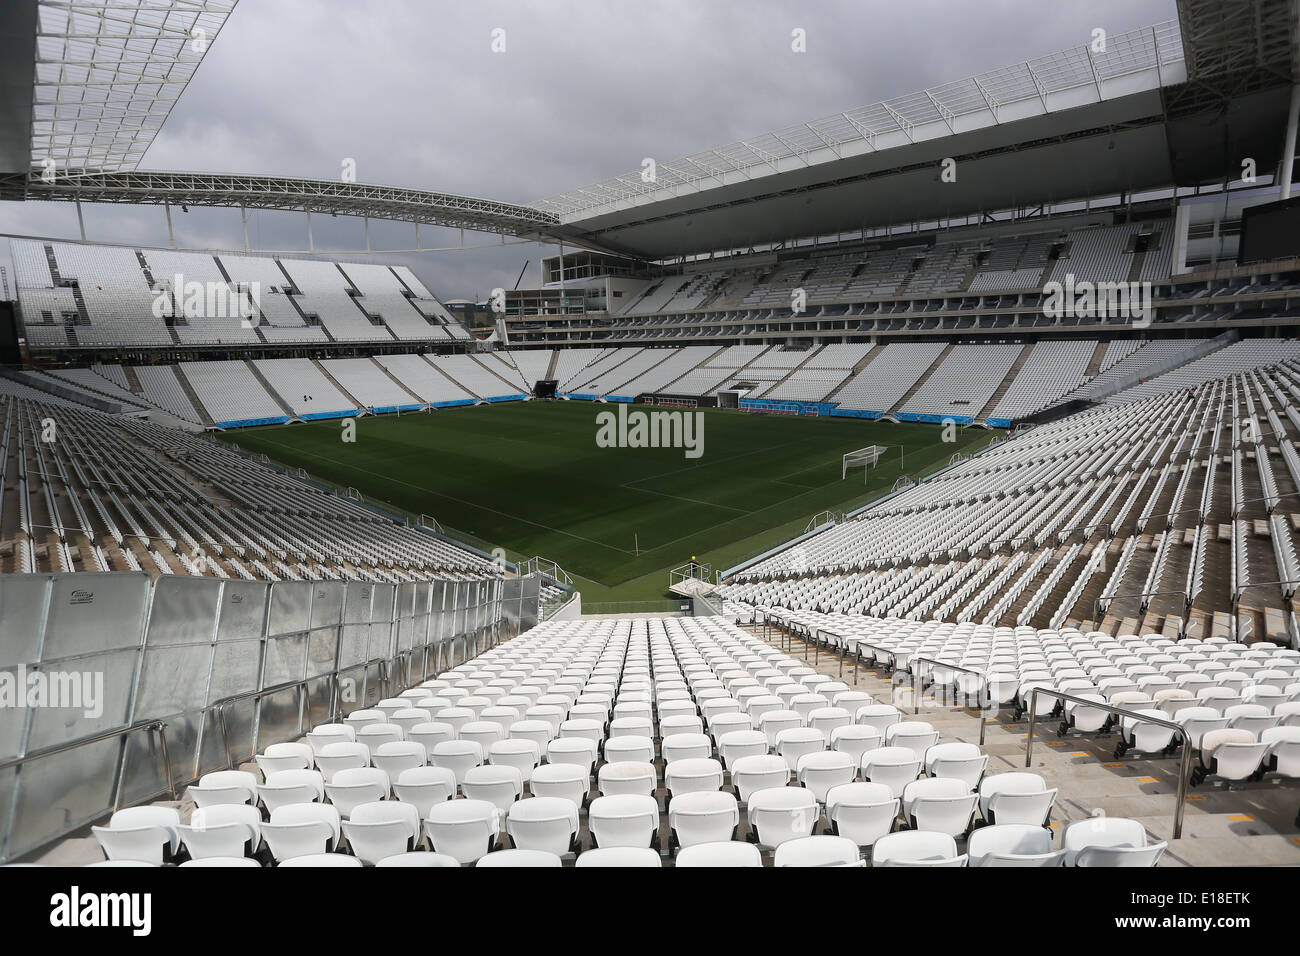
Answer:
[
  {"xmin": 241, "ymin": 205, "xmax": 249, "ymax": 252},
  {"xmin": 75, "ymin": 198, "xmax": 85, "ymax": 241},
  {"xmin": 165, "ymin": 200, "xmax": 175, "ymax": 248},
  {"xmin": 306, "ymin": 210, "xmax": 314, "ymax": 252},
  {"xmin": 1279, "ymin": 80, "xmax": 1300, "ymax": 200}
]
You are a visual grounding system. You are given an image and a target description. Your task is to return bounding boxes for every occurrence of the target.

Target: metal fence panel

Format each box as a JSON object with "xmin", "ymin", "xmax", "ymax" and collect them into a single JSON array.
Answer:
[{"xmin": 0, "ymin": 571, "xmax": 501, "ymax": 863}]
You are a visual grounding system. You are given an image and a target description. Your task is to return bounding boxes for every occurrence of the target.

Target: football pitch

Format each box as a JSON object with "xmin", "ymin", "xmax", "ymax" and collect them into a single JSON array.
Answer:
[{"xmin": 220, "ymin": 402, "xmax": 989, "ymax": 603}]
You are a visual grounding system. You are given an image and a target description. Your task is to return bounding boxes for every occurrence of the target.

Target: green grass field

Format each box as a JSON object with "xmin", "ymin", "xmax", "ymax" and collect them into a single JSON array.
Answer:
[{"xmin": 221, "ymin": 402, "xmax": 988, "ymax": 603}]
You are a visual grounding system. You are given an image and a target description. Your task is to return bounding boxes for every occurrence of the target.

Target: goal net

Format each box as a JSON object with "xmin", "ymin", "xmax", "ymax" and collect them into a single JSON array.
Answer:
[{"xmin": 842, "ymin": 445, "xmax": 886, "ymax": 481}]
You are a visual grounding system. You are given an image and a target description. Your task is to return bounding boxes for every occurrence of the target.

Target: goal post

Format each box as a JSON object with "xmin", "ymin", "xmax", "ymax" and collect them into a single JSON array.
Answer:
[{"xmin": 842, "ymin": 445, "xmax": 886, "ymax": 482}]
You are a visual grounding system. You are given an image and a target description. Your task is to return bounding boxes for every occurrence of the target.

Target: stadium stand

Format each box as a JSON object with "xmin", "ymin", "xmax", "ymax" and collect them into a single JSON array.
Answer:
[
  {"xmin": 614, "ymin": 345, "xmax": 717, "ymax": 396},
  {"xmin": 13, "ymin": 331, "xmax": 1299, "ymax": 430},
  {"xmin": 373, "ymin": 354, "xmax": 476, "ymax": 406},
  {"xmin": 43, "ymin": 367, "xmax": 151, "ymax": 409},
  {"xmin": 134, "ymin": 365, "xmax": 204, "ymax": 423},
  {"xmin": 504, "ymin": 348, "xmax": 555, "ymax": 389},
  {"xmin": 553, "ymin": 348, "xmax": 614, "ymax": 391},
  {"xmin": 985, "ymin": 340, "xmax": 1095, "ymax": 421},
  {"xmin": 721, "ymin": 350, "xmax": 1300, "ymax": 647},
  {"xmin": 830, "ymin": 341, "xmax": 948, "ymax": 413},
  {"xmin": 141, "ymin": 247, "xmax": 260, "ymax": 345},
  {"xmin": 337, "ymin": 261, "xmax": 450, "ymax": 341},
  {"xmin": 896, "ymin": 343, "xmax": 1024, "ymax": 419},
  {"xmin": 10, "ymin": 239, "xmax": 474, "ymax": 348},
  {"xmin": 320, "ymin": 358, "xmax": 423, "ymax": 411},
  {"xmin": 251, "ymin": 358, "xmax": 357, "ymax": 419},
  {"xmin": 433, "ymin": 355, "xmax": 526, "ymax": 400},
  {"xmin": 0, "ymin": 395, "xmax": 498, "ymax": 579},
  {"xmin": 36, "ymin": 612, "xmax": 1295, "ymax": 868},
  {"xmin": 179, "ymin": 361, "xmax": 289, "ymax": 427},
  {"xmin": 5, "ymin": 1, "xmax": 1300, "ymax": 878}
]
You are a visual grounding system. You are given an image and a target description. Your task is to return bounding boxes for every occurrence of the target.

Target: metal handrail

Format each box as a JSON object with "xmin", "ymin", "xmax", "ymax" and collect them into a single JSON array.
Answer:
[
  {"xmin": 818, "ymin": 630, "xmax": 848, "ymax": 675},
  {"xmin": 1093, "ymin": 587, "xmax": 1190, "ymax": 621},
  {"xmin": 761, "ymin": 612, "xmax": 796, "ymax": 653},
  {"xmin": 213, "ymin": 675, "xmax": 320, "ymax": 771},
  {"xmin": 0, "ymin": 719, "xmax": 175, "ymax": 810},
  {"xmin": 762, "ymin": 616, "xmax": 887, "ymax": 687},
  {"xmin": 851, "ymin": 641, "xmax": 897, "ymax": 686},
  {"xmin": 909, "ymin": 656, "xmax": 989, "ymax": 745},
  {"xmin": 1025, "ymin": 686, "xmax": 1192, "ymax": 839}
]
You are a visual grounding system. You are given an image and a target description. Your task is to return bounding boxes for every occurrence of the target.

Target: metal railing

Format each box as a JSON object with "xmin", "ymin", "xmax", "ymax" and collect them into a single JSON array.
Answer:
[
  {"xmin": 909, "ymin": 656, "xmax": 990, "ymax": 746},
  {"xmin": 1025, "ymin": 687, "xmax": 1193, "ymax": 839},
  {"xmin": 762, "ymin": 614, "xmax": 893, "ymax": 688},
  {"xmin": 0, "ymin": 629, "xmax": 488, "ymax": 862},
  {"xmin": 211, "ymin": 675, "xmax": 331, "ymax": 773},
  {"xmin": 519, "ymin": 556, "xmax": 574, "ymax": 587},
  {"xmin": 583, "ymin": 599, "xmax": 686, "ymax": 615},
  {"xmin": 0, "ymin": 720, "xmax": 175, "ymax": 812},
  {"xmin": 850, "ymin": 641, "xmax": 897, "ymax": 686},
  {"xmin": 1093, "ymin": 587, "xmax": 1189, "ymax": 624}
]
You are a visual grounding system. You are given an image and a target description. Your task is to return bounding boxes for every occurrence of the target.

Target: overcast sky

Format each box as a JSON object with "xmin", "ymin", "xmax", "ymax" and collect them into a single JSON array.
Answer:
[{"xmin": 0, "ymin": 0, "xmax": 1176, "ymax": 301}]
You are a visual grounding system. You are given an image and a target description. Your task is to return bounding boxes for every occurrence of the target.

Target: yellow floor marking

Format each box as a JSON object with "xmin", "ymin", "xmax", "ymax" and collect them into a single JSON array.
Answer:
[
  {"xmin": 1136, "ymin": 776, "xmax": 1159, "ymax": 783},
  {"xmin": 1228, "ymin": 814, "xmax": 1254, "ymax": 822},
  {"xmin": 1102, "ymin": 762, "xmax": 1125, "ymax": 768}
]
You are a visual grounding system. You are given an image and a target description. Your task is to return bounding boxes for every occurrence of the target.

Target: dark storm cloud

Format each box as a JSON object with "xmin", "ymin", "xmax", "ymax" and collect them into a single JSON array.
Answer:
[{"xmin": 0, "ymin": 0, "xmax": 1176, "ymax": 300}]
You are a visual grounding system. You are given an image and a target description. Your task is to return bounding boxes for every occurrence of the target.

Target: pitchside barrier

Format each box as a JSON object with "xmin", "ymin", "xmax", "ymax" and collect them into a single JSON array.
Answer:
[
  {"xmin": 215, "ymin": 415, "xmax": 292, "ymax": 429},
  {"xmin": 893, "ymin": 411, "xmax": 975, "ymax": 425},
  {"xmin": 739, "ymin": 397, "xmax": 837, "ymax": 416},
  {"xmin": 649, "ymin": 393, "xmax": 718, "ymax": 408},
  {"xmin": 368, "ymin": 404, "xmax": 425, "ymax": 415},
  {"xmin": 0, "ymin": 571, "xmax": 511, "ymax": 863},
  {"xmin": 300, "ymin": 409, "xmax": 360, "ymax": 421},
  {"xmin": 646, "ymin": 397, "xmax": 698, "ymax": 408}
]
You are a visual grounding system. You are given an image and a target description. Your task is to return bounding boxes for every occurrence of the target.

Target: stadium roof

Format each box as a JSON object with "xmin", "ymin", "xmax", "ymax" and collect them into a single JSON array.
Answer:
[
  {"xmin": 26, "ymin": 0, "xmax": 238, "ymax": 174},
  {"xmin": 531, "ymin": 23, "xmax": 1187, "ymax": 222},
  {"xmin": 0, "ymin": 0, "xmax": 559, "ymax": 236},
  {"xmin": 0, "ymin": 168, "xmax": 561, "ymax": 235},
  {"xmin": 1, "ymin": 1, "xmax": 1296, "ymax": 255},
  {"xmin": 531, "ymin": 6, "xmax": 1300, "ymax": 260}
]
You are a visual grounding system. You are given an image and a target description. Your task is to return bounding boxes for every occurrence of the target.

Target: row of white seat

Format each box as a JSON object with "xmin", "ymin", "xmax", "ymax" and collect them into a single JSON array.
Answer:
[{"xmin": 81, "ymin": 616, "xmax": 1170, "ymax": 866}]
